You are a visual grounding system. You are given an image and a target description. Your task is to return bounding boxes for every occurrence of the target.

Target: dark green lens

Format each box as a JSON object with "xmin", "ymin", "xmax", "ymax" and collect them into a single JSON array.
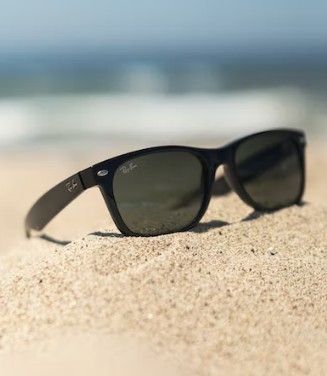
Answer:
[
  {"xmin": 235, "ymin": 133, "xmax": 303, "ymax": 209},
  {"xmin": 113, "ymin": 151, "xmax": 204, "ymax": 235}
]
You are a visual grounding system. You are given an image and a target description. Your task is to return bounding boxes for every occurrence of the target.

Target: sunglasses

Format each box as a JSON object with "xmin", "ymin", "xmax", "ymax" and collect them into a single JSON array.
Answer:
[{"xmin": 25, "ymin": 129, "xmax": 306, "ymax": 238}]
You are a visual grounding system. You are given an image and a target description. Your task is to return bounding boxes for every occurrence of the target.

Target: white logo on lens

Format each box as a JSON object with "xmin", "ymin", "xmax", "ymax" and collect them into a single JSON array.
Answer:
[{"xmin": 120, "ymin": 162, "xmax": 138, "ymax": 174}]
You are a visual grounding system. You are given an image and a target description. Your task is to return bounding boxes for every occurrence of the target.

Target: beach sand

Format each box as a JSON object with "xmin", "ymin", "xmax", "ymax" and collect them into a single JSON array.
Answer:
[{"xmin": 0, "ymin": 141, "xmax": 326, "ymax": 375}]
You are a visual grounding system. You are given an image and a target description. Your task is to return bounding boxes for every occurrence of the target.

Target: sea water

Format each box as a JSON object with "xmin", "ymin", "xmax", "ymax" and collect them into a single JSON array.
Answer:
[{"xmin": 0, "ymin": 51, "xmax": 326, "ymax": 148}]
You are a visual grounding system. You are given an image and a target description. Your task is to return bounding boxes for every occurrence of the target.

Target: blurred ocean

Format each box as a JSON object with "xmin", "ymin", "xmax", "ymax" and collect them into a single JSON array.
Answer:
[{"xmin": 0, "ymin": 48, "xmax": 326, "ymax": 148}]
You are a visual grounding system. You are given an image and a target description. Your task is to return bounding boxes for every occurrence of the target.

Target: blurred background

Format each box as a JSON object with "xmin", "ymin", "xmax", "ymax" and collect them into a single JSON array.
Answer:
[
  {"xmin": 0, "ymin": 0, "xmax": 326, "ymax": 149},
  {"xmin": 0, "ymin": 0, "xmax": 326, "ymax": 253}
]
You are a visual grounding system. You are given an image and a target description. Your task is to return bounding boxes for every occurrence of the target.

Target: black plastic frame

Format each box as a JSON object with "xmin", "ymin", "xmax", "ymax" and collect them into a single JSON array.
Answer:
[{"xmin": 25, "ymin": 128, "xmax": 306, "ymax": 238}]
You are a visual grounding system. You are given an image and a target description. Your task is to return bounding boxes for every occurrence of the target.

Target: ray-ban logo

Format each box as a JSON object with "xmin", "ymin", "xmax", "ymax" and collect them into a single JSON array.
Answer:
[
  {"xmin": 66, "ymin": 179, "xmax": 78, "ymax": 192},
  {"xmin": 120, "ymin": 162, "xmax": 138, "ymax": 174}
]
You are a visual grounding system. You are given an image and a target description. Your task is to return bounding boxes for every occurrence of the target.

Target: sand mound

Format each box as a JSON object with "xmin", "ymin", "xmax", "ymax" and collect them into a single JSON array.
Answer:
[{"xmin": 0, "ymin": 195, "xmax": 326, "ymax": 375}]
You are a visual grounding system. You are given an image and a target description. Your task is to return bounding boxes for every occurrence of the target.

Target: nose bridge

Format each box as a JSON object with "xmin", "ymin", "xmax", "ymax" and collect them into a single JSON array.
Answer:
[{"xmin": 213, "ymin": 146, "xmax": 229, "ymax": 169}]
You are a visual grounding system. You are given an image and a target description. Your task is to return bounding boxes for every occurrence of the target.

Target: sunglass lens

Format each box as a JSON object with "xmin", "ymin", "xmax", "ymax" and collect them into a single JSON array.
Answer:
[
  {"xmin": 113, "ymin": 151, "xmax": 205, "ymax": 235},
  {"xmin": 234, "ymin": 133, "xmax": 304, "ymax": 209}
]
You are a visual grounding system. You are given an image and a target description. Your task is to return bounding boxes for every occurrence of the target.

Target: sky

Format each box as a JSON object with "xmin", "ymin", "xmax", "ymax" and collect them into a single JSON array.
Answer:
[{"xmin": 0, "ymin": 0, "xmax": 326, "ymax": 52}]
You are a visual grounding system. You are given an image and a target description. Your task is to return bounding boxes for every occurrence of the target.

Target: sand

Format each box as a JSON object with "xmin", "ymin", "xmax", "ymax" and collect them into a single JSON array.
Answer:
[{"xmin": 0, "ymin": 142, "xmax": 326, "ymax": 375}]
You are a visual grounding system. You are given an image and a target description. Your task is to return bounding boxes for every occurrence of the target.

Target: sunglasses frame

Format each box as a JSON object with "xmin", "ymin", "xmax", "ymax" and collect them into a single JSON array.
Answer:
[{"xmin": 25, "ymin": 129, "xmax": 306, "ymax": 238}]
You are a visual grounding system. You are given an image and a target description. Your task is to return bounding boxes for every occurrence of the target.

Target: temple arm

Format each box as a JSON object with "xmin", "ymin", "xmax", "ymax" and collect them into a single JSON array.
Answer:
[{"xmin": 25, "ymin": 168, "xmax": 95, "ymax": 237}]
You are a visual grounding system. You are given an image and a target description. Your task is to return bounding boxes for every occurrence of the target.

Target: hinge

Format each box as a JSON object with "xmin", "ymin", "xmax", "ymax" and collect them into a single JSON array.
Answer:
[{"xmin": 79, "ymin": 167, "xmax": 97, "ymax": 189}]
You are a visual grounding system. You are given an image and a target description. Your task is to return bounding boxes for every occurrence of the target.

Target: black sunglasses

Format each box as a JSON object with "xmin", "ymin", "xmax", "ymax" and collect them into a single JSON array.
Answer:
[{"xmin": 25, "ymin": 129, "xmax": 306, "ymax": 238}]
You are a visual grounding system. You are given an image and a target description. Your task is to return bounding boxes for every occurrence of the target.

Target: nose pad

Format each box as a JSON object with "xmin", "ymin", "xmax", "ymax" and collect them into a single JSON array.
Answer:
[
  {"xmin": 223, "ymin": 165, "xmax": 238, "ymax": 193},
  {"xmin": 211, "ymin": 166, "xmax": 232, "ymax": 197}
]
